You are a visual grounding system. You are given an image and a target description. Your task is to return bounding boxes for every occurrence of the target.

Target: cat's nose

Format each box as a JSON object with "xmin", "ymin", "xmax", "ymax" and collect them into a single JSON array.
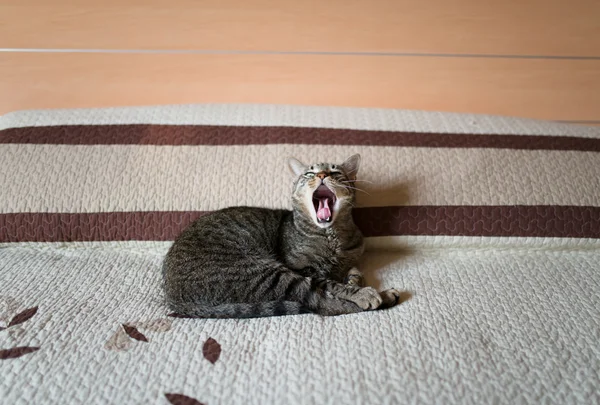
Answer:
[{"xmin": 316, "ymin": 171, "xmax": 328, "ymax": 180}]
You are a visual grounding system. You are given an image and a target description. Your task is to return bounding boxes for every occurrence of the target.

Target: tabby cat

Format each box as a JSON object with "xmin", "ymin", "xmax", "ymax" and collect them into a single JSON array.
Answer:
[{"xmin": 162, "ymin": 154, "xmax": 400, "ymax": 318}]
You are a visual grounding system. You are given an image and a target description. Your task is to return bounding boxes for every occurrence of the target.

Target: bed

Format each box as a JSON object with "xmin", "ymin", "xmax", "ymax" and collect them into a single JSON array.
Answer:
[{"xmin": 1, "ymin": 104, "xmax": 599, "ymax": 404}]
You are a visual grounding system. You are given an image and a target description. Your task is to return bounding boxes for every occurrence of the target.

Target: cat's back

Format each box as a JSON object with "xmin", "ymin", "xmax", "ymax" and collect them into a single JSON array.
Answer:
[{"xmin": 168, "ymin": 206, "xmax": 289, "ymax": 258}]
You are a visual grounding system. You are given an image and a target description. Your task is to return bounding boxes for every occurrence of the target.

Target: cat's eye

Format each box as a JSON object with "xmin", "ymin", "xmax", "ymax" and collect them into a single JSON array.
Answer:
[{"xmin": 304, "ymin": 172, "xmax": 316, "ymax": 178}]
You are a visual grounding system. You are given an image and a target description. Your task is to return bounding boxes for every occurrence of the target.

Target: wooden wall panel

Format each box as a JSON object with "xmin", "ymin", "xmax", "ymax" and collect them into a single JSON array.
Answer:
[
  {"xmin": 1, "ymin": 0, "xmax": 599, "ymax": 57},
  {"xmin": 1, "ymin": 53, "xmax": 598, "ymax": 120},
  {"xmin": 1, "ymin": 0, "xmax": 598, "ymax": 120}
]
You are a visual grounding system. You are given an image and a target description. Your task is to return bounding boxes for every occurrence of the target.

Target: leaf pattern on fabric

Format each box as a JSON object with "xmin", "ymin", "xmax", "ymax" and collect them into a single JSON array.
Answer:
[
  {"xmin": 135, "ymin": 318, "xmax": 173, "ymax": 332},
  {"xmin": 104, "ymin": 327, "xmax": 132, "ymax": 351},
  {"xmin": 104, "ymin": 318, "xmax": 173, "ymax": 351},
  {"xmin": 0, "ymin": 346, "xmax": 40, "ymax": 360},
  {"xmin": 0, "ymin": 296, "xmax": 20, "ymax": 323},
  {"xmin": 7, "ymin": 326, "xmax": 25, "ymax": 341},
  {"xmin": 164, "ymin": 393, "xmax": 205, "ymax": 405},
  {"xmin": 8, "ymin": 307, "xmax": 38, "ymax": 327},
  {"xmin": 122, "ymin": 324, "xmax": 148, "ymax": 342},
  {"xmin": 202, "ymin": 337, "xmax": 221, "ymax": 364}
]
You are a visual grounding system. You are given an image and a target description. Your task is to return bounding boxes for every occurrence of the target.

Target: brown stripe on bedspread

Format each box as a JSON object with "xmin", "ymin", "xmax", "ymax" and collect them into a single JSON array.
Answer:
[
  {"xmin": 1, "ymin": 125, "xmax": 600, "ymax": 151},
  {"xmin": 1, "ymin": 206, "xmax": 598, "ymax": 242}
]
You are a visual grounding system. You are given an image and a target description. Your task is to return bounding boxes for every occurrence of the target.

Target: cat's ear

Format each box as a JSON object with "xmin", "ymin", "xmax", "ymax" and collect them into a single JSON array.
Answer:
[
  {"xmin": 340, "ymin": 154, "xmax": 361, "ymax": 180},
  {"xmin": 288, "ymin": 157, "xmax": 307, "ymax": 177}
]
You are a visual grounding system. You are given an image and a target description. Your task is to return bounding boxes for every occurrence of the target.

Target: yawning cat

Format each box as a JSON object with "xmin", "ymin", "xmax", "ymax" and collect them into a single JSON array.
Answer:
[{"xmin": 162, "ymin": 154, "xmax": 400, "ymax": 318}]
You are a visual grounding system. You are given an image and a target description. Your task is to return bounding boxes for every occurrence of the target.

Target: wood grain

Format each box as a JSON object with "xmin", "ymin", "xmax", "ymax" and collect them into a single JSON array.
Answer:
[
  {"xmin": 569, "ymin": 122, "xmax": 600, "ymax": 127},
  {"xmin": 1, "ymin": 0, "xmax": 599, "ymax": 57},
  {"xmin": 1, "ymin": 52, "xmax": 598, "ymax": 120}
]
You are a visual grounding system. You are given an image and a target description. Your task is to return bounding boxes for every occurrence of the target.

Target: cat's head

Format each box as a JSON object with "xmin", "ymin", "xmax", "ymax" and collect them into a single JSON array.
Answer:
[{"xmin": 288, "ymin": 154, "xmax": 361, "ymax": 229}]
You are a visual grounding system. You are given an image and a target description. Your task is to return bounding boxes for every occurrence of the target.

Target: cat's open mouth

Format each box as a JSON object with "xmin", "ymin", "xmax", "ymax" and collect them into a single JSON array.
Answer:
[{"xmin": 313, "ymin": 185, "xmax": 336, "ymax": 223}]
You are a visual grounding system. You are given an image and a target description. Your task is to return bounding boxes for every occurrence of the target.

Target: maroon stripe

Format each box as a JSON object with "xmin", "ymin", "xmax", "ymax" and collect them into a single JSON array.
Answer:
[
  {"xmin": 0, "ymin": 211, "xmax": 207, "ymax": 243},
  {"xmin": 1, "ymin": 206, "xmax": 598, "ymax": 243},
  {"xmin": 353, "ymin": 206, "xmax": 600, "ymax": 238},
  {"xmin": 1, "ymin": 125, "xmax": 599, "ymax": 151}
]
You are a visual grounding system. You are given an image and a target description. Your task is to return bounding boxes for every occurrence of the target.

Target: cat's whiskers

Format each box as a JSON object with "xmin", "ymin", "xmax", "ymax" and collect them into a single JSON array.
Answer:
[
  {"xmin": 338, "ymin": 184, "xmax": 371, "ymax": 196},
  {"xmin": 341, "ymin": 179, "xmax": 374, "ymax": 184}
]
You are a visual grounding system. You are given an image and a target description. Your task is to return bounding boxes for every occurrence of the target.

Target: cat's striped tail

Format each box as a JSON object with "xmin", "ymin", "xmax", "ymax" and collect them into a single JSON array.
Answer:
[
  {"xmin": 167, "ymin": 300, "xmax": 310, "ymax": 319},
  {"xmin": 166, "ymin": 295, "xmax": 364, "ymax": 319}
]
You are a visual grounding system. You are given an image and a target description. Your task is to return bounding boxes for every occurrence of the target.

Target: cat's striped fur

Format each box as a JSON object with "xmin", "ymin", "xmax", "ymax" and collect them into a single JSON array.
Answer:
[{"xmin": 162, "ymin": 154, "xmax": 400, "ymax": 318}]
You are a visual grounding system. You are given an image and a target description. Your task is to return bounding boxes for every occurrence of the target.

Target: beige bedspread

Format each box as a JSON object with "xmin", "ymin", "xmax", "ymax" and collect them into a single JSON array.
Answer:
[{"xmin": 1, "ymin": 104, "xmax": 599, "ymax": 404}]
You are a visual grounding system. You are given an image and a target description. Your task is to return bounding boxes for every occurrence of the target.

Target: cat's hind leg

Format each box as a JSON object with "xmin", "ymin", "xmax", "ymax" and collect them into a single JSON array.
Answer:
[
  {"xmin": 275, "ymin": 272, "xmax": 367, "ymax": 316},
  {"xmin": 328, "ymin": 274, "xmax": 402, "ymax": 310}
]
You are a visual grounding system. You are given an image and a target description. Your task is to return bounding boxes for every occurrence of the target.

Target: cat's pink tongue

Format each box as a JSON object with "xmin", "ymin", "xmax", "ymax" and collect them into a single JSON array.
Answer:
[{"xmin": 317, "ymin": 198, "xmax": 331, "ymax": 220}]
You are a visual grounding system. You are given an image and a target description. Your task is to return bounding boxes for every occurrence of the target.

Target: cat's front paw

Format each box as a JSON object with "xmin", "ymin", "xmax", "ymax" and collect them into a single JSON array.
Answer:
[
  {"xmin": 349, "ymin": 286, "xmax": 382, "ymax": 310},
  {"xmin": 343, "ymin": 267, "xmax": 364, "ymax": 287},
  {"xmin": 379, "ymin": 288, "xmax": 401, "ymax": 309}
]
